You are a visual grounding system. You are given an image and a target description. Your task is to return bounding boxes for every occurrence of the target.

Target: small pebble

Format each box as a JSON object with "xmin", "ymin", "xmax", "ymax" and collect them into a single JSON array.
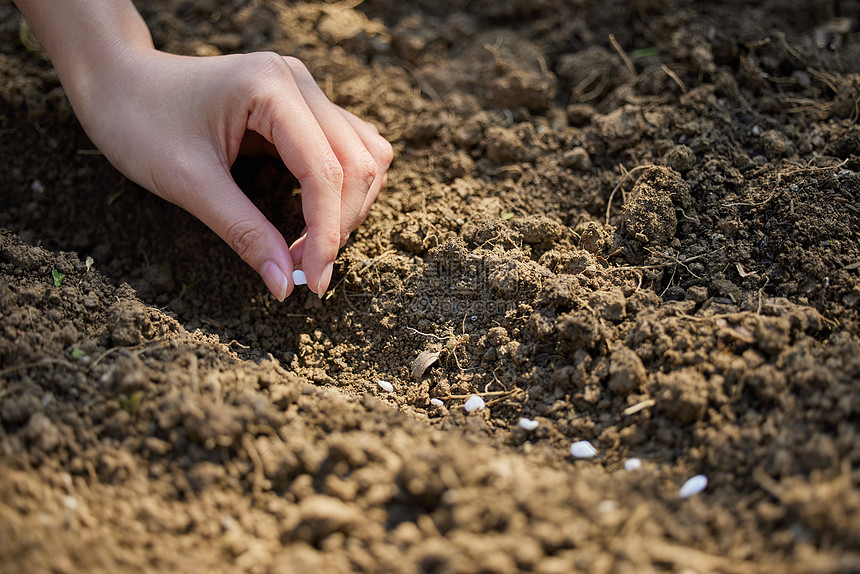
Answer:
[
  {"xmin": 292, "ymin": 269, "xmax": 307, "ymax": 286},
  {"xmin": 624, "ymin": 458, "xmax": 642, "ymax": 472},
  {"xmin": 430, "ymin": 398, "xmax": 444, "ymax": 407},
  {"xmin": 679, "ymin": 474, "xmax": 708, "ymax": 498},
  {"xmin": 518, "ymin": 418, "xmax": 539, "ymax": 431},
  {"xmin": 377, "ymin": 380, "xmax": 394, "ymax": 393},
  {"xmin": 464, "ymin": 395, "xmax": 485, "ymax": 413},
  {"xmin": 570, "ymin": 440, "xmax": 597, "ymax": 459}
]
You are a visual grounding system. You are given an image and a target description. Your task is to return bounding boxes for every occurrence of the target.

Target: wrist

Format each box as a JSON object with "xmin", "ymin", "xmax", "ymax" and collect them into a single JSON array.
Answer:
[{"xmin": 13, "ymin": 0, "xmax": 155, "ymax": 111}]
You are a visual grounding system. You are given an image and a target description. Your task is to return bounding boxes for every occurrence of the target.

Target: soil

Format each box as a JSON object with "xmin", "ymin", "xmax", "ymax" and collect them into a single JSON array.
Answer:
[{"xmin": 2, "ymin": 0, "xmax": 860, "ymax": 572}]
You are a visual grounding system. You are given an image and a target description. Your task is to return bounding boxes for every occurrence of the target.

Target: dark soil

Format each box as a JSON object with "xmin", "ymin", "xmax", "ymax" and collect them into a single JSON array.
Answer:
[{"xmin": 2, "ymin": 0, "xmax": 860, "ymax": 572}]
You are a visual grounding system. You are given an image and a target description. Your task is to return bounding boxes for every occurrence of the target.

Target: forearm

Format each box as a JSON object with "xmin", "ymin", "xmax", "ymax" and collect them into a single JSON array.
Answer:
[
  {"xmin": 11, "ymin": 0, "xmax": 393, "ymax": 301},
  {"xmin": 12, "ymin": 0, "xmax": 154, "ymax": 106}
]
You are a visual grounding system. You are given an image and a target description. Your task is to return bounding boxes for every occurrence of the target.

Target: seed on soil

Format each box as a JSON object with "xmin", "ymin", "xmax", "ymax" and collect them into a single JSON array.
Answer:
[
  {"xmin": 679, "ymin": 474, "xmax": 708, "ymax": 498},
  {"xmin": 430, "ymin": 398, "xmax": 444, "ymax": 407},
  {"xmin": 377, "ymin": 380, "xmax": 394, "ymax": 393},
  {"xmin": 570, "ymin": 440, "xmax": 597, "ymax": 458},
  {"xmin": 597, "ymin": 500, "xmax": 617, "ymax": 514},
  {"xmin": 60, "ymin": 495, "xmax": 78, "ymax": 511},
  {"xmin": 518, "ymin": 417, "xmax": 539, "ymax": 431},
  {"xmin": 624, "ymin": 458, "xmax": 642, "ymax": 471},
  {"xmin": 464, "ymin": 395, "xmax": 485, "ymax": 412},
  {"xmin": 292, "ymin": 269, "xmax": 308, "ymax": 286},
  {"xmin": 411, "ymin": 350, "xmax": 441, "ymax": 380}
]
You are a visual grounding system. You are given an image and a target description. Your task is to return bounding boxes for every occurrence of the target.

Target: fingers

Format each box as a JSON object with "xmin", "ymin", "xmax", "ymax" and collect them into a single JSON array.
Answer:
[
  {"xmin": 285, "ymin": 100, "xmax": 392, "ymax": 271},
  {"xmin": 234, "ymin": 53, "xmax": 392, "ymax": 297},
  {"xmin": 285, "ymin": 60, "xmax": 390, "ymax": 246},
  {"xmin": 288, "ymin": 113, "xmax": 392, "ymax": 270},
  {"xmin": 337, "ymin": 107, "xmax": 393, "ymax": 225},
  {"xmin": 240, "ymin": 55, "xmax": 344, "ymax": 296},
  {"xmin": 288, "ymin": 226, "xmax": 309, "ymax": 268},
  {"xmin": 176, "ymin": 153, "xmax": 296, "ymax": 302}
]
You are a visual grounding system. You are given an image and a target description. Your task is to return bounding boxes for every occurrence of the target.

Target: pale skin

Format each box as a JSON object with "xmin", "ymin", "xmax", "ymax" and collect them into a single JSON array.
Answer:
[{"xmin": 12, "ymin": 0, "xmax": 393, "ymax": 300}]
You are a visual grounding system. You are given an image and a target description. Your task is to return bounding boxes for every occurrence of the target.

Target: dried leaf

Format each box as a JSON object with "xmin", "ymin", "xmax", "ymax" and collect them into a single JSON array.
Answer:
[{"xmin": 411, "ymin": 350, "xmax": 440, "ymax": 381}]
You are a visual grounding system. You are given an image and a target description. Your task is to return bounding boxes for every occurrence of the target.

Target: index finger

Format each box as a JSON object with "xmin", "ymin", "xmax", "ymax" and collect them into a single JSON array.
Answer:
[{"xmin": 234, "ymin": 53, "xmax": 343, "ymax": 296}]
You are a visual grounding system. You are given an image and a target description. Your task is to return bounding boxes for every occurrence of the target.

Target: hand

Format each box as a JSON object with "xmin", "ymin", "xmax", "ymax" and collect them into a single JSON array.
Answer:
[{"xmin": 73, "ymin": 50, "xmax": 392, "ymax": 300}]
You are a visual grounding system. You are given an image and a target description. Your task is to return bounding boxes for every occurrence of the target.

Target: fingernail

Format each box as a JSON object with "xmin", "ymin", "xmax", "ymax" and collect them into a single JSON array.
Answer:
[
  {"xmin": 261, "ymin": 260, "xmax": 290, "ymax": 302},
  {"xmin": 317, "ymin": 261, "xmax": 333, "ymax": 299}
]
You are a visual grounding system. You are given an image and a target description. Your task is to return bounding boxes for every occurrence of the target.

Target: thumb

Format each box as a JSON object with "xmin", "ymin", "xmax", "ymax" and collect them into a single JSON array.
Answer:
[{"xmin": 176, "ymin": 160, "xmax": 296, "ymax": 301}]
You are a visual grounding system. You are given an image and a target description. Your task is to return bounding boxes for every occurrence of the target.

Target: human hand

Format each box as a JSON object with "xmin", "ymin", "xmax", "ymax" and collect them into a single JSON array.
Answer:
[{"xmin": 71, "ymin": 50, "xmax": 392, "ymax": 300}]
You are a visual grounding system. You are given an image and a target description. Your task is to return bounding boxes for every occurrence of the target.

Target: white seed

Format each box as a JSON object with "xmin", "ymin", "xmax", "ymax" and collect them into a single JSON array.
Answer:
[
  {"xmin": 518, "ymin": 417, "xmax": 539, "ymax": 431},
  {"xmin": 624, "ymin": 458, "xmax": 642, "ymax": 472},
  {"xmin": 570, "ymin": 440, "xmax": 597, "ymax": 459},
  {"xmin": 597, "ymin": 500, "xmax": 617, "ymax": 514},
  {"xmin": 377, "ymin": 380, "xmax": 394, "ymax": 393},
  {"xmin": 679, "ymin": 474, "xmax": 708, "ymax": 498},
  {"xmin": 292, "ymin": 269, "xmax": 308, "ymax": 286},
  {"xmin": 463, "ymin": 395, "xmax": 485, "ymax": 412},
  {"xmin": 430, "ymin": 398, "xmax": 444, "ymax": 407}
]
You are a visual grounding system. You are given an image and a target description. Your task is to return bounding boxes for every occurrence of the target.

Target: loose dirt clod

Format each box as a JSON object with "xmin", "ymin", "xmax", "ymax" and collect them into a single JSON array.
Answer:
[{"xmin": 622, "ymin": 166, "xmax": 691, "ymax": 244}]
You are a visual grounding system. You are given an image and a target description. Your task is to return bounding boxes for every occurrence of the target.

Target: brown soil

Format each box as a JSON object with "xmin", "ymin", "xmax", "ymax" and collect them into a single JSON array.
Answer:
[{"xmin": 2, "ymin": 0, "xmax": 860, "ymax": 572}]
